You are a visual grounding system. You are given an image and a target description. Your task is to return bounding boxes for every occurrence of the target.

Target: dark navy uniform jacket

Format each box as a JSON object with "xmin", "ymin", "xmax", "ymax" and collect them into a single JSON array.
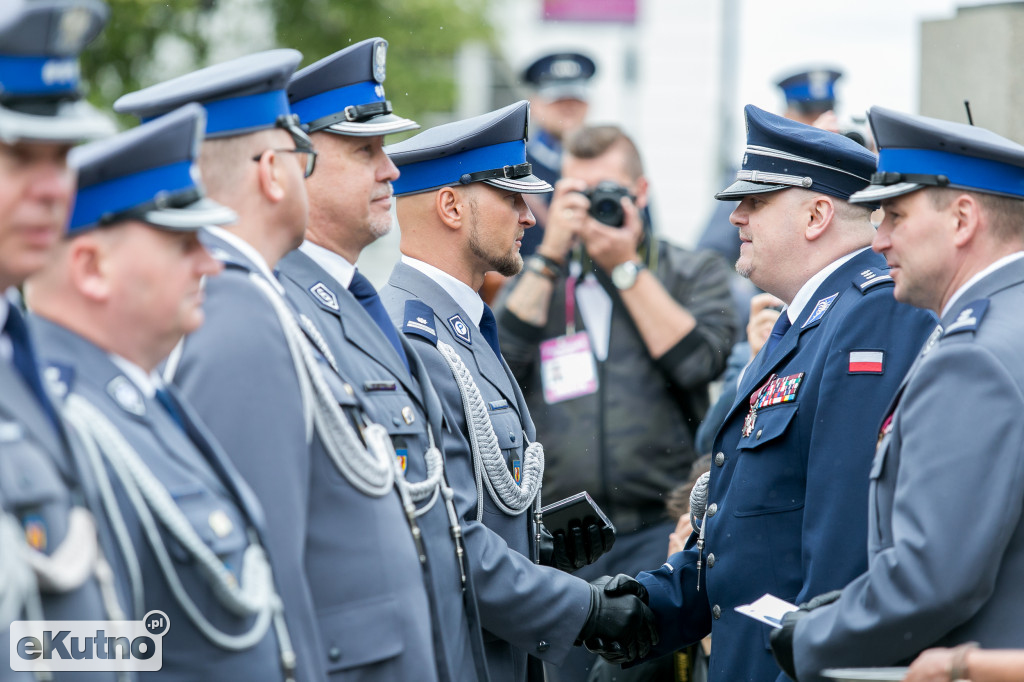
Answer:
[
  {"xmin": 635, "ymin": 249, "xmax": 936, "ymax": 682},
  {"xmin": 276, "ymin": 247, "xmax": 489, "ymax": 682},
  {"xmin": 31, "ymin": 316, "xmax": 285, "ymax": 681}
]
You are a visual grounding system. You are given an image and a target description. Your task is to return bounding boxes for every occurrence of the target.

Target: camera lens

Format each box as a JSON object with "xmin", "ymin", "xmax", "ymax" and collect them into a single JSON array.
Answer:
[{"xmin": 593, "ymin": 198, "xmax": 621, "ymax": 225}]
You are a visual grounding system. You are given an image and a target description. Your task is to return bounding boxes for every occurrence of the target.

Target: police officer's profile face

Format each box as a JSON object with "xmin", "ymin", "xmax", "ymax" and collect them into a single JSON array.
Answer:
[
  {"xmin": 304, "ymin": 131, "xmax": 399, "ymax": 250},
  {"xmin": 100, "ymin": 222, "xmax": 222, "ymax": 365},
  {"xmin": 731, "ymin": 189, "xmax": 810, "ymax": 299},
  {"xmin": 463, "ymin": 183, "xmax": 536, "ymax": 277},
  {"xmin": 873, "ymin": 189, "xmax": 957, "ymax": 312},
  {"xmin": 0, "ymin": 139, "xmax": 75, "ymax": 289}
]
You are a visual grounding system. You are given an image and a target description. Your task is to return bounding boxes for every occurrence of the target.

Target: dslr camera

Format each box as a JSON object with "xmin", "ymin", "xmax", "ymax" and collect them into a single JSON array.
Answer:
[{"xmin": 577, "ymin": 181, "xmax": 633, "ymax": 227}]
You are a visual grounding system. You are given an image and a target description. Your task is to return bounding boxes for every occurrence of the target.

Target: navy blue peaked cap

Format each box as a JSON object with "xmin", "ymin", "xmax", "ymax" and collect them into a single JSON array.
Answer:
[
  {"xmin": 114, "ymin": 49, "xmax": 303, "ymax": 139},
  {"xmin": 386, "ymin": 100, "xmax": 552, "ymax": 196},
  {"xmin": 0, "ymin": 0, "xmax": 114, "ymax": 142},
  {"xmin": 288, "ymin": 37, "xmax": 418, "ymax": 137},
  {"xmin": 776, "ymin": 68, "xmax": 842, "ymax": 107},
  {"xmin": 68, "ymin": 102, "xmax": 236, "ymax": 234},
  {"xmin": 850, "ymin": 106, "xmax": 1024, "ymax": 204},
  {"xmin": 716, "ymin": 104, "xmax": 877, "ymax": 204},
  {"xmin": 522, "ymin": 52, "xmax": 595, "ymax": 101}
]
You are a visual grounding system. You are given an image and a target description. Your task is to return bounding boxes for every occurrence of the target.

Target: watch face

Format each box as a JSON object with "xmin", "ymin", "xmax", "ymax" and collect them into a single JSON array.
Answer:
[{"xmin": 612, "ymin": 261, "xmax": 638, "ymax": 289}]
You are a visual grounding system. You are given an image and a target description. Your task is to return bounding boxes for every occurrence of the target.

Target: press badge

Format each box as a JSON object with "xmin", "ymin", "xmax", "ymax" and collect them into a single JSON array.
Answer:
[{"xmin": 540, "ymin": 331, "xmax": 598, "ymax": 404}]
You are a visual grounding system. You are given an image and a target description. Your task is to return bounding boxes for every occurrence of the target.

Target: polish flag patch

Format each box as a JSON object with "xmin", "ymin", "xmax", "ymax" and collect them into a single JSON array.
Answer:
[{"xmin": 849, "ymin": 350, "xmax": 884, "ymax": 374}]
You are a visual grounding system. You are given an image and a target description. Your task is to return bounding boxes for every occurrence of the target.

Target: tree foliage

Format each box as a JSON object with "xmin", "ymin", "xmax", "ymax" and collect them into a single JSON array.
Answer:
[{"xmin": 80, "ymin": 0, "xmax": 494, "ymax": 127}]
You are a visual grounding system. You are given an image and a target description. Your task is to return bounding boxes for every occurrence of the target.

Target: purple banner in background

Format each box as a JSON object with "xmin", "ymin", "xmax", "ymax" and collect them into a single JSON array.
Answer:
[{"xmin": 543, "ymin": 0, "xmax": 637, "ymax": 23}]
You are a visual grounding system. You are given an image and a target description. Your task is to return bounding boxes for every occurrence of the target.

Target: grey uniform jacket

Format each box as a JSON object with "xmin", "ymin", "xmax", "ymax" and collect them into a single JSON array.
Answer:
[
  {"xmin": 381, "ymin": 261, "xmax": 592, "ymax": 682},
  {"xmin": 1, "ymin": 309, "xmax": 125, "ymax": 682},
  {"xmin": 277, "ymin": 249, "xmax": 489, "ymax": 682},
  {"xmin": 171, "ymin": 230, "xmax": 437, "ymax": 682},
  {"xmin": 793, "ymin": 256, "xmax": 1024, "ymax": 680},
  {"xmin": 30, "ymin": 316, "xmax": 286, "ymax": 681}
]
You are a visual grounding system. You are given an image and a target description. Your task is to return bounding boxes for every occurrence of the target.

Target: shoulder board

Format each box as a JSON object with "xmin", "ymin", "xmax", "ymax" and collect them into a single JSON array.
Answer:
[
  {"xmin": 854, "ymin": 267, "xmax": 894, "ymax": 294},
  {"xmin": 942, "ymin": 299, "xmax": 989, "ymax": 337},
  {"xmin": 402, "ymin": 300, "xmax": 438, "ymax": 345},
  {"xmin": 41, "ymin": 362, "xmax": 75, "ymax": 402},
  {"xmin": 206, "ymin": 246, "xmax": 248, "ymax": 272}
]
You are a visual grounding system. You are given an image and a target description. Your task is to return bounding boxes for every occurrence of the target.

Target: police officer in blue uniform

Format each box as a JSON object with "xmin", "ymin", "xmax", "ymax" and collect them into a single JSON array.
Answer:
[
  {"xmin": 380, "ymin": 101, "xmax": 657, "ymax": 682},
  {"xmin": 0, "ymin": 3, "xmax": 122, "ymax": 680},
  {"xmin": 115, "ymin": 50, "xmax": 447, "ymax": 681},
  {"xmin": 26, "ymin": 103, "xmax": 296, "ymax": 681},
  {"xmin": 276, "ymin": 38, "xmax": 490, "ymax": 682},
  {"xmin": 518, "ymin": 52, "xmax": 595, "ymax": 260},
  {"xmin": 772, "ymin": 108, "xmax": 1024, "ymax": 681},
  {"xmin": 604, "ymin": 105, "xmax": 936, "ymax": 682}
]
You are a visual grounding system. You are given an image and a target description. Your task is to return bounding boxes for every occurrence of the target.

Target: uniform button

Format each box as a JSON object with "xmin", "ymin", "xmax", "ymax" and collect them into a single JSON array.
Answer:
[
  {"xmin": 707, "ymin": 553, "xmax": 716, "ymax": 568},
  {"xmin": 328, "ymin": 646, "xmax": 341, "ymax": 662},
  {"xmin": 756, "ymin": 428, "xmax": 763, "ymax": 440},
  {"xmin": 712, "ymin": 605, "xmax": 721, "ymax": 619},
  {"xmin": 706, "ymin": 503, "xmax": 718, "ymax": 518},
  {"xmin": 343, "ymin": 383, "xmax": 355, "ymax": 397},
  {"xmin": 715, "ymin": 452, "xmax": 725, "ymax": 466},
  {"xmin": 509, "ymin": 432, "xmax": 516, "ymax": 442},
  {"xmin": 392, "ymin": 417, "xmax": 402, "ymax": 426},
  {"xmin": 536, "ymin": 641, "xmax": 549, "ymax": 652}
]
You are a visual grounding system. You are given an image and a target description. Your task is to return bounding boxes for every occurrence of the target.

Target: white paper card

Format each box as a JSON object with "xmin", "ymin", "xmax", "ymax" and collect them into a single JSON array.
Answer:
[{"xmin": 734, "ymin": 593, "xmax": 798, "ymax": 629}]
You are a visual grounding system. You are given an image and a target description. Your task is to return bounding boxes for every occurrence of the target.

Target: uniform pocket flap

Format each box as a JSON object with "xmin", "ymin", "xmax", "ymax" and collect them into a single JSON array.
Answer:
[
  {"xmin": 737, "ymin": 404, "xmax": 798, "ymax": 452},
  {"xmin": 319, "ymin": 595, "xmax": 406, "ymax": 672}
]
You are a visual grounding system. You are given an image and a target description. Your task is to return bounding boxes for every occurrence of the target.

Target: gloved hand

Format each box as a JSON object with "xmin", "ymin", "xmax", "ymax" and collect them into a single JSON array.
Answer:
[
  {"xmin": 769, "ymin": 590, "xmax": 843, "ymax": 680},
  {"xmin": 538, "ymin": 518, "xmax": 615, "ymax": 573},
  {"xmin": 575, "ymin": 574, "xmax": 659, "ymax": 664}
]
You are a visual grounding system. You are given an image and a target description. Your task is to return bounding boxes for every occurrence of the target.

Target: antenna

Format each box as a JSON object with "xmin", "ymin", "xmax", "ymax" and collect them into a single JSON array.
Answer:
[{"xmin": 964, "ymin": 100, "xmax": 974, "ymax": 125}]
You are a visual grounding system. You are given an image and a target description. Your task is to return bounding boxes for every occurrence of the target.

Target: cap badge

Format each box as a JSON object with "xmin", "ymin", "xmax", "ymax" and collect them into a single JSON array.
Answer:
[
  {"xmin": 550, "ymin": 58, "xmax": 582, "ymax": 79},
  {"xmin": 56, "ymin": 7, "xmax": 94, "ymax": 54},
  {"xmin": 373, "ymin": 41, "xmax": 387, "ymax": 83}
]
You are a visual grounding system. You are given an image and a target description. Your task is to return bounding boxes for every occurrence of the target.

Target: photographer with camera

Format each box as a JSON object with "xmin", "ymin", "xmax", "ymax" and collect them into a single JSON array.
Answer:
[{"xmin": 495, "ymin": 124, "xmax": 736, "ymax": 681}]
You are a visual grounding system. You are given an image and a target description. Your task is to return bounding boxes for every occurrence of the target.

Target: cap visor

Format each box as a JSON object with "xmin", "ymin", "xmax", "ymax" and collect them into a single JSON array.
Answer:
[
  {"xmin": 849, "ymin": 182, "xmax": 923, "ymax": 204},
  {"xmin": 537, "ymin": 83, "xmax": 588, "ymax": 102},
  {"xmin": 714, "ymin": 179, "xmax": 788, "ymax": 201},
  {"xmin": 323, "ymin": 113, "xmax": 420, "ymax": 137},
  {"xmin": 143, "ymin": 198, "xmax": 237, "ymax": 231},
  {"xmin": 0, "ymin": 101, "xmax": 116, "ymax": 143},
  {"xmin": 484, "ymin": 174, "xmax": 553, "ymax": 194}
]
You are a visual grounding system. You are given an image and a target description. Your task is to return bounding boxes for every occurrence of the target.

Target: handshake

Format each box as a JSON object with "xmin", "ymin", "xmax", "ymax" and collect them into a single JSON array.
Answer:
[{"xmin": 575, "ymin": 574, "xmax": 660, "ymax": 664}]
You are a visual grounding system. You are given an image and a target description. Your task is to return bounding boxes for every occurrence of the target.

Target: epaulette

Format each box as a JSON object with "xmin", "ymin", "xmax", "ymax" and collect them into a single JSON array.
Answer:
[
  {"xmin": 854, "ymin": 267, "xmax": 894, "ymax": 294},
  {"xmin": 207, "ymin": 247, "xmax": 248, "ymax": 272},
  {"xmin": 942, "ymin": 299, "xmax": 989, "ymax": 337},
  {"xmin": 41, "ymin": 362, "xmax": 75, "ymax": 403},
  {"xmin": 402, "ymin": 300, "xmax": 438, "ymax": 345}
]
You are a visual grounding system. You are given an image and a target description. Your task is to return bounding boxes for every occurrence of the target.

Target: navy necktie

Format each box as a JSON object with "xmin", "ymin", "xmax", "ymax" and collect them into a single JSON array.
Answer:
[
  {"xmin": 154, "ymin": 386, "xmax": 186, "ymax": 432},
  {"xmin": 761, "ymin": 311, "xmax": 792, "ymax": 359},
  {"xmin": 349, "ymin": 270, "xmax": 410, "ymax": 373},
  {"xmin": 478, "ymin": 304, "xmax": 502, "ymax": 359},
  {"xmin": 4, "ymin": 306, "xmax": 59, "ymax": 432}
]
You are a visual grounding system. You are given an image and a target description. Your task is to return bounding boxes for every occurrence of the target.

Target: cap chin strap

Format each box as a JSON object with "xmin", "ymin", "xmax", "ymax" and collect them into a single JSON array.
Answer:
[
  {"xmin": 459, "ymin": 162, "xmax": 534, "ymax": 185},
  {"xmin": 435, "ymin": 341, "xmax": 543, "ymax": 523},
  {"xmin": 306, "ymin": 100, "xmax": 393, "ymax": 132},
  {"xmin": 869, "ymin": 170, "xmax": 950, "ymax": 188}
]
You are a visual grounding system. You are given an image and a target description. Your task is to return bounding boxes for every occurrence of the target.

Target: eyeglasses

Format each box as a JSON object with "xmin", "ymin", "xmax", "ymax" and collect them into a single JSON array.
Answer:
[{"xmin": 251, "ymin": 114, "xmax": 319, "ymax": 178}]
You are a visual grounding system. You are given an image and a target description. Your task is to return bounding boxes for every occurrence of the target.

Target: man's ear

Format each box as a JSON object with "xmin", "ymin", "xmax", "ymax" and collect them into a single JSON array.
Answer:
[
  {"xmin": 633, "ymin": 175, "xmax": 650, "ymax": 211},
  {"xmin": 805, "ymin": 195, "xmax": 836, "ymax": 242},
  {"xmin": 255, "ymin": 150, "xmax": 287, "ymax": 204},
  {"xmin": 436, "ymin": 186, "xmax": 466, "ymax": 231},
  {"xmin": 68, "ymin": 234, "xmax": 111, "ymax": 303},
  {"xmin": 950, "ymin": 193, "xmax": 982, "ymax": 248}
]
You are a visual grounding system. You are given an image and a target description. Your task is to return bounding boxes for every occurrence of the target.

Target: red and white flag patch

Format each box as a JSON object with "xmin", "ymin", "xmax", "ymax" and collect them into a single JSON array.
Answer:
[{"xmin": 849, "ymin": 350, "xmax": 884, "ymax": 374}]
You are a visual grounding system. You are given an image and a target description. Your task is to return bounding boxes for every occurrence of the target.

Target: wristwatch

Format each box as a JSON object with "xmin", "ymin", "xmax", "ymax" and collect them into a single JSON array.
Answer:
[{"xmin": 611, "ymin": 260, "xmax": 645, "ymax": 290}]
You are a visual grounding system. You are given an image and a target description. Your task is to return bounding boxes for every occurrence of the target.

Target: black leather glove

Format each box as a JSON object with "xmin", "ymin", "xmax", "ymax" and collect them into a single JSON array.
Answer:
[
  {"xmin": 769, "ymin": 590, "xmax": 843, "ymax": 681},
  {"xmin": 538, "ymin": 518, "xmax": 615, "ymax": 573},
  {"xmin": 575, "ymin": 574, "xmax": 659, "ymax": 664}
]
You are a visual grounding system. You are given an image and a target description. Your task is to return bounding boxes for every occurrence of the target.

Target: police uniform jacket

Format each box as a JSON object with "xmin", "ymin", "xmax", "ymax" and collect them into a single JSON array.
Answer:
[
  {"xmin": 171, "ymin": 229, "xmax": 437, "ymax": 682},
  {"xmin": 381, "ymin": 261, "xmax": 592, "ymax": 682},
  {"xmin": 1, "ymin": 304, "xmax": 125, "ymax": 682},
  {"xmin": 496, "ymin": 240, "xmax": 735, "ymax": 534},
  {"xmin": 276, "ymin": 247, "xmax": 488, "ymax": 682},
  {"xmin": 792, "ymin": 255, "xmax": 1024, "ymax": 681},
  {"xmin": 30, "ymin": 316, "xmax": 285, "ymax": 680},
  {"xmin": 636, "ymin": 248, "xmax": 936, "ymax": 682}
]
